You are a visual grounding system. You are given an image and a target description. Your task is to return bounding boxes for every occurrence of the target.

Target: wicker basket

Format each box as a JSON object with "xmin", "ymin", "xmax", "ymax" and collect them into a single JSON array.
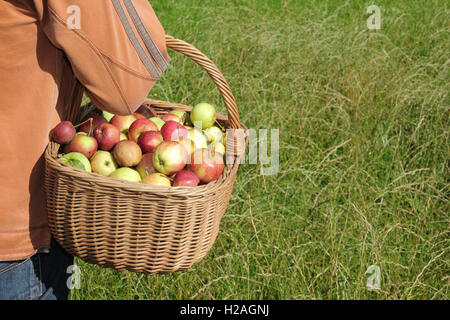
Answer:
[{"xmin": 44, "ymin": 35, "xmax": 247, "ymax": 274}]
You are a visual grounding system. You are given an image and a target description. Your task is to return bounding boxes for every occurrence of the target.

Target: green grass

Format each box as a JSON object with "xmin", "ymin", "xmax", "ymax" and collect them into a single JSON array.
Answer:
[{"xmin": 71, "ymin": 0, "xmax": 449, "ymax": 300}]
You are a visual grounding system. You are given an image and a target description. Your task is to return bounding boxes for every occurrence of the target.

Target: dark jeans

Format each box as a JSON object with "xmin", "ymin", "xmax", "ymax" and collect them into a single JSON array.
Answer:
[{"xmin": 0, "ymin": 237, "xmax": 73, "ymax": 300}]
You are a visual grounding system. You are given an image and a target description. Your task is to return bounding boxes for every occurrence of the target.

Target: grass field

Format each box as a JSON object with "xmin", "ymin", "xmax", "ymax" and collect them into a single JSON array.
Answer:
[{"xmin": 71, "ymin": 0, "xmax": 449, "ymax": 300}]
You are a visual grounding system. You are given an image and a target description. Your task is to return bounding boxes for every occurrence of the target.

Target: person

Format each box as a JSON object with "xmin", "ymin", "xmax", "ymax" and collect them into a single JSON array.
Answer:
[{"xmin": 0, "ymin": 0, "xmax": 170, "ymax": 299}]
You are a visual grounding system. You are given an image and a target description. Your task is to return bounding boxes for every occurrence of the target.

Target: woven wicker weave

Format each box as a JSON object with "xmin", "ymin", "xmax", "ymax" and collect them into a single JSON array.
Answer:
[{"xmin": 44, "ymin": 35, "xmax": 247, "ymax": 274}]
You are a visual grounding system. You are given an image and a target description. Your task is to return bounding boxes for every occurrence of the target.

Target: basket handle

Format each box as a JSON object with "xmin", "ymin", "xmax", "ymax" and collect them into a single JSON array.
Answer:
[
  {"xmin": 65, "ymin": 35, "xmax": 241, "ymax": 129},
  {"xmin": 164, "ymin": 35, "xmax": 241, "ymax": 129}
]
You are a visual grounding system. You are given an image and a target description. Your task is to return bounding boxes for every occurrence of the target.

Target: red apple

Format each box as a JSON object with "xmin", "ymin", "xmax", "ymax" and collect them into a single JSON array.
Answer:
[
  {"xmin": 79, "ymin": 114, "xmax": 107, "ymax": 134},
  {"xmin": 161, "ymin": 113, "xmax": 182, "ymax": 124},
  {"xmin": 173, "ymin": 170, "xmax": 200, "ymax": 187},
  {"xmin": 50, "ymin": 121, "xmax": 76, "ymax": 144},
  {"xmin": 113, "ymin": 140, "xmax": 142, "ymax": 167},
  {"xmin": 68, "ymin": 134, "xmax": 98, "ymax": 159},
  {"xmin": 137, "ymin": 131, "xmax": 163, "ymax": 154},
  {"xmin": 136, "ymin": 152, "xmax": 157, "ymax": 179},
  {"xmin": 153, "ymin": 141, "xmax": 188, "ymax": 175},
  {"xmin": 94, "ymin": 123, "xmax": 120, "ymax": 151},
  {"xmin": 188, "ymin": 148, "xmax": 224, "ymax": 183},
  {"xmin": 110, "ymin": 114, "xmax": 137, "ymax": 133},
  {"xmin": 128, "ymin": 118, "xmax": 158, "ymax": 142},
  {"xmin": 160, "ymin": 121, "xmax": 188, "ymax": 141}
]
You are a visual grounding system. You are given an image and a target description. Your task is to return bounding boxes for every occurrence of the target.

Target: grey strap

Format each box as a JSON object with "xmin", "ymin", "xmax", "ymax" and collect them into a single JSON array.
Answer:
[
  {"xmin": 111, "ymin": 0, "xmax": 161, "ymax": 78},
  {"xmin": 123, "ymin": 0, "xmax": 169, "ymax": 73}
]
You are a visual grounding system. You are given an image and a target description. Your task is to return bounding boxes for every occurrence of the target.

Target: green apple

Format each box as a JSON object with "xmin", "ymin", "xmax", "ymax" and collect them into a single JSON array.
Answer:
[
  {"xmin": 142, "ymin": 173, "xmax": 171, "ymax": 186},
  {"xmin": 208, "ymin": 141, "xmax": 226, "ymax": 156},
  {"xmin": 102, "ymin": 110, "xmax": 115, "ymax": 122},
  {"xmin": 204, "ymin": 126, "xmax": 223, "ymax": 144},
  {"xmin": 190, "ymin": 103, "xmax": 216, "ymax": 129},
  {"xmin": 186, "ymin": 127, "xmax": 208, "ymax": 149},
  {"xmin": 60, "ymin": 152, "xmax": 92, "ymax": 172},
  {"xmin": 90, "ymin": 151, "xmax": 118, "ymax": 176},
  {"xmin": 149, "ymin": 117, "xmax": 165, "ymax": 130},
  {"xmin": 108, "ymin": 167, "xmax": 141, "ymax": 183}
]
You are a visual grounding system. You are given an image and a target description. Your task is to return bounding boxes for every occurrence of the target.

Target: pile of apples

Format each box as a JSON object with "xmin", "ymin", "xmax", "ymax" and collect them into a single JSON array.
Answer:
[{"xmin": 50, "ymin": 102, "xmax": 226, "ymax": 187}]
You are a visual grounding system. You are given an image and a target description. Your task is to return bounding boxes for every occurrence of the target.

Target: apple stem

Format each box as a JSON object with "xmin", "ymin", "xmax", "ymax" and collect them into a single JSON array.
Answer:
[
  {"xmin": 88, "ymin": 118, "xmax": 94, "ymax": 137},
  {"xmin": 74, "ymin": 118, "xmax": 90, "ymax": 129}
]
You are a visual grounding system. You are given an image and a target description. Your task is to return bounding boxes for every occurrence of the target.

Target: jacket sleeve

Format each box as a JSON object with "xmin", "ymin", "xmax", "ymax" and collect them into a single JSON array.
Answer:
[{"xmin": 33, "ymin": 0, "xmax": 170, "ymax": 115}]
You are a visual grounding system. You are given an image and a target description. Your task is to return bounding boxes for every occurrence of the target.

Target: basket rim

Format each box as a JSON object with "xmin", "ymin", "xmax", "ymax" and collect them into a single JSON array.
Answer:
[{"xmin": 45, "ymin": 143, "xmax": 242, "ymax": 197}]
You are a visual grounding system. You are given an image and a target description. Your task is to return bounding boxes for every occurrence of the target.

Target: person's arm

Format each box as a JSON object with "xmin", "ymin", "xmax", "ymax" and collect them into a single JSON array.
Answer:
[{"xmin": 33, "ymin": 0, "xmax": 170, "ymax": 115}]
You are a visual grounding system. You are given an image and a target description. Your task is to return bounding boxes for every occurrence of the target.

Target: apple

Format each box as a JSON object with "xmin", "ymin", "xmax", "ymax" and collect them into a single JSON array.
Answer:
[
  {"xmin": 113, "ymin": 140, "xmax": 142, "ymax": 167},
  {"xmin": 79, "ymin": 114, "xmax": 107, "ymax": 134},
  {"xmin": 160, "ymin": 121, "xmax": 188, "ymax": 141},
  {"xmin": 90, "ymin": 150, "xmax": 118, "ymax": 176},
  {"xmin": 136, "ymin": 152, "xmax": 157, "ymax": 179},
  {"xmin": 50, "ymin": 121, "xmax": 76, "ymax": 144},
  {"xmin": 161, "ymin": 113, "xmax": 182, "ymax": 124},
  {"xmin": 142, "ymin": 173, "xmax": 171, "ymax": 186},
  {"xmin": 173, "ymin": 170, "xmax": 199, "ymax": 187},
  {"xmin": 119, "ymin": 133, "xmax": 127, "ymax": 141},
  {"xmin": 153, "ymin": 141, "xmax": 188, "ymax": 175},
  {"xmin": 177, "ymin": 138, "xmax": 195, "ymax": 157},
  {"xmin": 94, "ymin": 123, "xmax": 120, "ymax": 151},
  {"xmin": 208, "ymin": 141, "xmax": 226, "ymax": 155},
  {"xmin": 204, "ymin": 126, "xmax": 223, "ymax": 144},
  {"xmin": 188, "ymin": 148, "xmax": 224, "ymax": 183},
  {"xmin": 109, "ymin": 167, "xmax": 141, "ymax": 183},
  {"xmin": 149, "ymin": 117, "xmax": 165, "ymax": 130},
  {"xmin": 60, "ymin": 152, "xmax": 92, "ymax": 172},
  {"xmin": 68, "ymin": 134, "xmax": 98, "ymax": 159},
  {"xmin": 102, "ymin": 110, "xmax": 114, "ymax": 122},
  {"xmin": 128, "ymin": 118, "xmax": 158, "ymax": 142},
  {"xmin": 169, "ymin": 109, "xmax": 187, "ymax": 123},
  {"xmin": 137, "ymin": 131, "xmax": 163, "ymax": 154},
  {"xmin": 190, "ymin": 102, "xmax": 216, "ymax": 129},
  {"xmin": 110, "ymin": 114, "xmax": 137, "ymax": 133},
  {"xmin": 186, "ymin": 127, "xmax": 208, "ymax": 149},
  {"xmin": 62, "ymin": 131, "xmax": 85, "ymax": 153}
]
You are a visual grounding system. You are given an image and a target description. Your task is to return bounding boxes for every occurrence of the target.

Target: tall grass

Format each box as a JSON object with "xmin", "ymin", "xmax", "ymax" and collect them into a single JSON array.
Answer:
[{"xmin": 71, "ymin": 0, "xmax": 449, "ymax": 300}]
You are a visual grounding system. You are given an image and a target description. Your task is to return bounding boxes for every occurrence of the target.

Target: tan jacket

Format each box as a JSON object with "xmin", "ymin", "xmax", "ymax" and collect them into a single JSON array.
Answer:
[{"xmin": 0, "ymin": 0, "xmax": 170, "ymax": 261}]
